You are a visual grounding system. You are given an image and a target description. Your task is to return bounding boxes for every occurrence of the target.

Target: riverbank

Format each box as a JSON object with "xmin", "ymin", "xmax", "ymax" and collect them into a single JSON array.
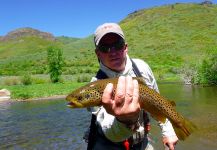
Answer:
[
  {"xmin": 15, "ymin": 95, "xmax": 67, "ymax": 102},
  {"xmin": 0, "ymin": 95, "xmax": 67, "ymax": 102},
  {"xmin": 1, "ymin": 79, "xmax": 215, "ymax": 101},
  {"xmin": 0, "ymin": 82, "xmax": 85, "ymax": 100}
]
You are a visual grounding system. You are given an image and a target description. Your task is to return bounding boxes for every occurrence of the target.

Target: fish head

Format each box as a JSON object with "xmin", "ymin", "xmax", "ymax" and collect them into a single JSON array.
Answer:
[{"xmin": 66, "ymin": 83, "xmax": 103, "ymax": 108}]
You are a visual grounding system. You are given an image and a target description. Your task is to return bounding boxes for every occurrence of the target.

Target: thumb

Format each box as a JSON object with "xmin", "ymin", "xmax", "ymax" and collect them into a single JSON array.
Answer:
[{"xmin": 165, "ymin": 143, "xmax": 175, "ymax": 150}]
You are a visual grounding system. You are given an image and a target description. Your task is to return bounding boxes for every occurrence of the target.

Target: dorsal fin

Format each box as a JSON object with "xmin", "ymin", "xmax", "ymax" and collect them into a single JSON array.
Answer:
[{"xmin": 169, "ymin": 100, "xmax": 176, "ymax": 106}]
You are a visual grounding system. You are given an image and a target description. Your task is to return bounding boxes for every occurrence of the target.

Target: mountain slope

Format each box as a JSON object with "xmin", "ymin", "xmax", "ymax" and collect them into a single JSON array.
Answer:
[
  {"xmin": 120, "ymin": 3, "xmax": 217, "ymax": 72},
  {"xmin": 0, "ymin": 3, "xmax": 217, "ymax": 81},
  {"xmin": 0, "ymin": 27, "xmax": 55, "ymax": 42},
  {"xmin": 0, "ymin": 27, "xmax": 57, "ymax": 59}
]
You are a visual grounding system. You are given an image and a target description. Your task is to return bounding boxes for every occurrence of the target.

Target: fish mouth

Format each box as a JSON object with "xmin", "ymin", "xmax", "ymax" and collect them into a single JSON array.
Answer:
[
  {"xmin": 66, "ymin": 95, "xmax": 81, "ymax": 108},
  {"xmin": 67, "ymin": 101, "xmax": 76, "ymax": 108},
  {"xmin": 67, "ymin": 100, "xmax": 83, "ymax": 108}
]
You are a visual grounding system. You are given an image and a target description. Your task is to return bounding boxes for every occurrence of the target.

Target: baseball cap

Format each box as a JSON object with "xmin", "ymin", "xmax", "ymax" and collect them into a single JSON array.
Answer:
[{"xmin": 94, "ymin": 23, "xmax": 125, "ymax": 47}]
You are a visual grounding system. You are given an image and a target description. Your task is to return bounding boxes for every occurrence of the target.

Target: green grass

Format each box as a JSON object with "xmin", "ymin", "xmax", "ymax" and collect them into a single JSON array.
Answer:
[
  {"xmin": 0, "ymin": 82, "xmax": 86, "ymax": 100},
  {"xmin": 0, "ymin": 74, "xmax": 94, "ymax": 100}
]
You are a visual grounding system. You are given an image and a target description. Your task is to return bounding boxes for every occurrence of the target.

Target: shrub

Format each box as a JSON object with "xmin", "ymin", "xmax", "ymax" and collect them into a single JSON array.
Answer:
[
  {"xmin": 21, "ymin": 73, "xmax": 32, "ymax": 85},
  {"xmin": 47, "ymin": 46, "xmax": 64, "ymax": 83},
  {"xmin": 196, "ymin": 54, "xmax": 217, "ymax": 85},
  {"xmin": 77, "ymin": 75, "xmax": 91, "ymax": 83}
]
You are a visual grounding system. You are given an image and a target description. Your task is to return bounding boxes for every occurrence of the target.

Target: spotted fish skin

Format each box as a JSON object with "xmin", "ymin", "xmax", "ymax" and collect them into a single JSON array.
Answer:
[{"xmin": 66, "ymin": 77, "xmax": 196, "ymax": 140}]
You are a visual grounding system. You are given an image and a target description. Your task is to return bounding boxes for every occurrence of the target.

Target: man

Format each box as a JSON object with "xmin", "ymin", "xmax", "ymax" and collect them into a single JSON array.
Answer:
[{"xmin": 86, "ymin": 23, "xmax": 178, "ymax": 150}]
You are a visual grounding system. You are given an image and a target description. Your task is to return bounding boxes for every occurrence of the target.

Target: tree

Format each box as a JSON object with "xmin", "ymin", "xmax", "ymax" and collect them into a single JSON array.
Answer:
[{"xmin": 47, "ymin": 46, "xmax": 63, "ymax": 83}]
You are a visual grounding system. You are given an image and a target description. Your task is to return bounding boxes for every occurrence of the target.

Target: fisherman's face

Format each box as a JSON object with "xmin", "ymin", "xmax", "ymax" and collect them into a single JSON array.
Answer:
[{"xmin": 96, "ymin": 33, "xmax": 128, "ymax": 72}]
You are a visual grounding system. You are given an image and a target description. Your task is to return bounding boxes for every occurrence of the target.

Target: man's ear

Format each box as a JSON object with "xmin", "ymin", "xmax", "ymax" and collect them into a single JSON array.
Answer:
[
  {"xmin": 124, "ymin": 43, "xmax": 128, "ymax": 52},
  {"xmin": 95, "ymin": 49, "xmax": 100, "ymax": 57},
  {"xmin": 95, "ymin": 49, "xmax": 101, "ymax": 62}
]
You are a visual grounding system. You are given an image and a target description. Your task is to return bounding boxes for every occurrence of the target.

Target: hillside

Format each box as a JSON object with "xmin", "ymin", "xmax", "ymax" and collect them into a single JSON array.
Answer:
[
  {"xmin": 0, "ymin": 28, "xmax": 56, "ymax": 60},
  {"xmin": 0, "ymin": 27, "xmax": 55, "ymax": 42},
  {"xmin": 0, "ymin": 3, "xmax": 217, "ymax": 81},
  {"xmin": 120, "ymin": 3, "xmax": 217, "ymax": 75}
]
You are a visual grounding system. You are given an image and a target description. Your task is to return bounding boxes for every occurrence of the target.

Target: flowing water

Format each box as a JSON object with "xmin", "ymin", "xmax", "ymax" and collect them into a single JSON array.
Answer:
[
  {"xmin": 0, "ymin": 84, "xmax": 216, "ymax": 150},
  {"xmin": 150, "ymin": 84, "xmax": 217, "ymax": 150},
  {"xmin": 0, "ymin": 100, "xmax": 91, "ymax": 149}
]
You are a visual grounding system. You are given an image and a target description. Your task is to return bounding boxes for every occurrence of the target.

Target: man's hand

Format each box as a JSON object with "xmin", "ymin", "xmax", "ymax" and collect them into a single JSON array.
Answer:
[
  {"xmin": 163, "ymin": 135, "xmax": 178, "ymax": 150},
  {"xmin": 102, "ymin": 76, "xmax": 141, "ymax": 124}
]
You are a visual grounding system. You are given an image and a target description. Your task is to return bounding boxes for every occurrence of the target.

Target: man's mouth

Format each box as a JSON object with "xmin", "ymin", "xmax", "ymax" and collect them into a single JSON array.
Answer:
[{"xmin": 110, "ymin": 57, "xmax": 120, "ymax": 61}]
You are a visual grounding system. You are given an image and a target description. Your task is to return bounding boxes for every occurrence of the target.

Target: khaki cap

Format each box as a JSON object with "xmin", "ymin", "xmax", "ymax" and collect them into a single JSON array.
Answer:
[{"xmin": 94, "ymin": 23, "xmax": 125, "ymax": 47}]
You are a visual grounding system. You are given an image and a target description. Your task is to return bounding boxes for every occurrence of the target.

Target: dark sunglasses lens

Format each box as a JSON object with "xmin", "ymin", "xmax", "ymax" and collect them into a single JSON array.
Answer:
[
  {"xmin": 114, "ymin": 40, "xmax": 125, "ymax": 50},
  {"xmin": 98, "ymin": 39, "xmax": 125, "ymax": 53},
  {"xmin": 98, "ymin": 45, "xmax": 109, "ymax": 53}
]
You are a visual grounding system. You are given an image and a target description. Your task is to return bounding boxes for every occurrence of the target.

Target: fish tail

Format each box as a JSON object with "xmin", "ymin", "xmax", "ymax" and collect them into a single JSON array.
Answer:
[{"xmin": 172, "ymin": 119, "xmax": 197, "ymax": 141}]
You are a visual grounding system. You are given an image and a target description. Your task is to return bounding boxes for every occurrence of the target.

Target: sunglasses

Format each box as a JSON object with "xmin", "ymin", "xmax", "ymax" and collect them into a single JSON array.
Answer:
[{"xmin": 97, "ymin": 39, "xmax": 125, "ymax": 53}]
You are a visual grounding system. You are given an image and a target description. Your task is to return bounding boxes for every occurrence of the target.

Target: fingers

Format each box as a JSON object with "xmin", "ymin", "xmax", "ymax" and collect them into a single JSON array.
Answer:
[
  {"xmin": 102, "ymin": 83, "xmax": 114, "ymax": 113},
  {"xmin": 125, "ymin": 76, "xmax": 134, "ymax": 104},
  {"xmin": 115, "ymin": 76, "xmax": 140, "ymax": 122},
  {"xmin": 132, "ymin": 79, "xmax": 141, "ymax": 114},
  {"xmin": 123, "ymin": 77, "xmax": 140, "ymax": 110},
  {"xmin": 165, "ymin": 143, "xmax": 175, "ymax": 150},
  {"xmin": 114, "ymin": 76, "xmax": 126, "ymax": 107},
  {"xmin": 132, "ymin": 79, "xmax": 139, "ymax": 105},
  {"xmin": 163, "ymin": 136, "xmax": 178, "ymax": 150},
  {"xmin": 102, "ymin": 76, "xmax": 140, "ymax": 122}
]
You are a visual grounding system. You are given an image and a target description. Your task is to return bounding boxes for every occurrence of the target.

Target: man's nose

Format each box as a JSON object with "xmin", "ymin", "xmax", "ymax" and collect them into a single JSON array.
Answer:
[{"xmin": 108, "ymin": 46, "xmax": 116, "ymax": 53}]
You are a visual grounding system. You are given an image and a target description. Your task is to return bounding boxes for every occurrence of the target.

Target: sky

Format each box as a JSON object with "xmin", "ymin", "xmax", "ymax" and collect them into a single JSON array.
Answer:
[{"xmin": 1, "ymin": 0, "xmax": 216, "ymax": 38}]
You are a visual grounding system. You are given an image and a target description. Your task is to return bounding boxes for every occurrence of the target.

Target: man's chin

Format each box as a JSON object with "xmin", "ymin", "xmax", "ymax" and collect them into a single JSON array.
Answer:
[{"xmin": 110, "ymin": 64, "xmax": 124, "ymax": 72}]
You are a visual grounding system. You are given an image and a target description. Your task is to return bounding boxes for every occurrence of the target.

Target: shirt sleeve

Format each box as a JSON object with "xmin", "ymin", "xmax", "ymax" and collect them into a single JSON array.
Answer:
[
  {"xmin": 159, "ymin": 118, "xmax": 177, "ymax": 137},
  {"xmin": 96, "ymin": 107, "xmax": 134, "ymax": 142}
]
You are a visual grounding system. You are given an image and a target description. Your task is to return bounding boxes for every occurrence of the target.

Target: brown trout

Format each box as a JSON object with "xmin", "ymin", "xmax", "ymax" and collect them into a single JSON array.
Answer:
[{"xmin": 66, "ymin": 77, "xmax": 196, "ymax": 140}]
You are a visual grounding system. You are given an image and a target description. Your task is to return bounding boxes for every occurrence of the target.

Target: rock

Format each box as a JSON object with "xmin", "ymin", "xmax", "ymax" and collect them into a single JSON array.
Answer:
[{"xmin": 0, "ymin": 89, "xmax": 11, "ymax": 101}]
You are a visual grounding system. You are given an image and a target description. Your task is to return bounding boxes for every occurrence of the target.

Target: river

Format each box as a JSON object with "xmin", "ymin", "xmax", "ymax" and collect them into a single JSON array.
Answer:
[{"xmin": 0, "ymin": 84, "xmax": 216, "ymax": 150}]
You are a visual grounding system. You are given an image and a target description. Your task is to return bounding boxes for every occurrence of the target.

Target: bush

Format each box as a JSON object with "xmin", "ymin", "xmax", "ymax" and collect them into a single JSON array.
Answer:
[
  {"xmin": 21, "ymin": 73, "xmax": 32, "ymax": 85},
  {"xmin": 196, "ymin": 55, "xmax": 217, "ymax": 85},
  {"xmin": 77, "ymin": 75, "xmax": 91, "ymax": 83}
]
